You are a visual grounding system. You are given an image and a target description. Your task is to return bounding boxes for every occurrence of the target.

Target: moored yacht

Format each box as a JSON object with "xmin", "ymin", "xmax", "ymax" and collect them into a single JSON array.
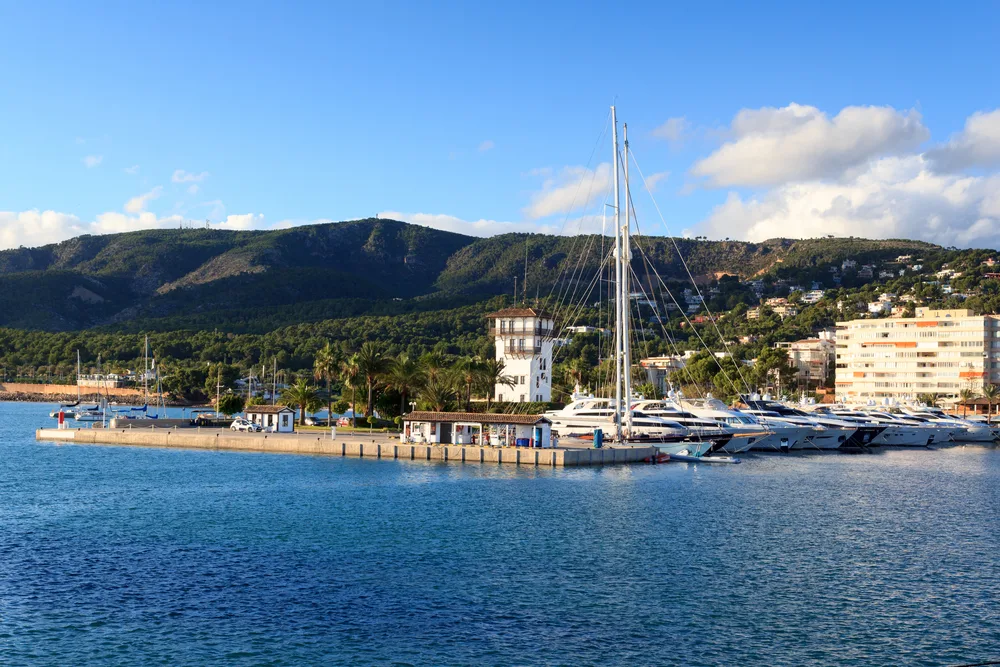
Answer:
[
  {"xmin": 673, "ymin": 396, "xmax": 813, "ymax": 453},
  {"xmin": 899, "ymin": 406, "xmax": 996, "ymax": 442},
  {"xmin": 631, "ymin": 398, "xmax": 766, "ymax": 454},
  {"xmin": 823, "ymin": 407, "xmax": 936, "ymax": 447},
  {"xmin": 545, "ymin": 398, "xmax": 690, "ymax": 442},
  {"xmin": 740, "ymin": 397, "xmax": 868, "ymax": 450}
]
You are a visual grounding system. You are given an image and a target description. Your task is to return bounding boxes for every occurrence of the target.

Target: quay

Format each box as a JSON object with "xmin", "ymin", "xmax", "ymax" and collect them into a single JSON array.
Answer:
[{"xmin": 34, "ymin": 427, "xmax": 658, "ymax": 467}]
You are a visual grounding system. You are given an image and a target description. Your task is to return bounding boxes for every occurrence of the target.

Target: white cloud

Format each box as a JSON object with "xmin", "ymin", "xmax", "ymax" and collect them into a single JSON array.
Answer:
[
  {"xmin": 124, "ymin": 165, "xmax": 140, "ymax": 175},
  {"xmin": 379, "ymin": 211, "xmax": 553, "ymax": 236},
  {"xmin": 172, "ymin": 169, "xmax": 209, "ymax": 183},
  {"xmin": 0, "ymin": 210, "xmax": 87, "ymax": 249},
  {"xmin": 691, "ymin": 103, "xmax": 928, "ymax": 187},
  {"xmin": 83, "ymin": 155, "xmax": 103, "ymax": 168},
  {"xmin": 643, "ymin": 171, "xmax": 670, "ymax": 192},
  {"xmin": 699, "ymin": 155, "xmax": 1000, "ymax": 248},
  {"xmin": 216, "ymin": 214, "xmax": 265, "ymax": 230},
  {"xmin": 0, "ymin": 208, "xmax": 322, "ymax": 250},
  {"xmin": 379, "ymin": 211, "xmax": 608, "ymax": 237},
  {"xmin": 478, "ymin": 140, "xmax": 495, "ymax": 152},
  {"xmin": 124, "ymin": 186, "xmax": 164, "ymax": 213},
  {"xmin": 652, "ymin": 117, "xmax": 689, "ymax": 143},
  {"xmin": 187, "ymin": 184, "xmax": 199, "ymax": 195},
  {"xmin": 926, "ymin": 109, "xmax": 1000, "ymax": 171},
  {"xmin": 523, "ymin": 162, "xmax": 612, "ymax": 219}
]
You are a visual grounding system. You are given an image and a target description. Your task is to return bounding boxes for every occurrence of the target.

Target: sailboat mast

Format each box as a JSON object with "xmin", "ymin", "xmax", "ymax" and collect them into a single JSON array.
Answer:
[
  {"xmin": 611, "ymin": 105, "xmax": 623, "ymax": 440},
  {"xmin": 143, "ymin": 335, "xmax": 149, "ymax": 405},
  {"xmin": 622, "ymin": 123, "xmax": 633, "ymax": 433},
  {"xmin": 76, "ymin": 350, "xmax": 81, "ymax": 402}
]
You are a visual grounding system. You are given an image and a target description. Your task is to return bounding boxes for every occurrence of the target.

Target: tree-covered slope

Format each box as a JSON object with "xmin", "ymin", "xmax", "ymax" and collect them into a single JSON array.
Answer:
[{"xmin": 0, "ymin": 219, "xmax": 952, "ymax": 332}]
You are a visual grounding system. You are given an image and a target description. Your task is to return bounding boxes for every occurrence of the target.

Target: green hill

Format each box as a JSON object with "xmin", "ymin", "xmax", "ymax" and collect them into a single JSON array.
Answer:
[{"xmin": 0, "ymin": 219, "xmax": 948, "ymax": 332}]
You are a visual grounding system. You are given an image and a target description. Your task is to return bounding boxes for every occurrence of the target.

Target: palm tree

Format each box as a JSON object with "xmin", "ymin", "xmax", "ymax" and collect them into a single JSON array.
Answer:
[
  {"xmin": 384, "ymin": 354, "xmax": 425, "ymax": 416},
  {"xmin": 280, "ymin": 379, "xmax": 320, "ymax": 425},
  {"xmin": 419, "ymin": 352, "xmax": 446, "ymax": 384},
  {"xmin": 479, "ymin": 358, "xmax": 516, "ymax": 410},
  {"xmin": 564, "ymin": 357, "xmax": 588, "ymax": 391},
  {"xmin": 982, "ymin": 384, "xmax": 1000, "ymax": 425},
  {"xmin": 959, "ymin": 388, "xmax": 978, "ymax": 418},
  {"xmin": 313, "ymin": 342, "xmax": 340, "ymax": 426},
  {"xmin": 419, "ymin": 379, "xmax": 458, "ymax": 412},
  {"xmin": 916, "ymin": 393, "xmax": 938, "ymax": 408},
  {"xmin": 453, "ymin": 357, "xmax": 483, "ymax": 410},
  {"xmin": 340, "ymin": 354, "xmax": 360, "ymax": 427},
  {"xmin": 355, "ymin": 341, "xmax": 390, "ymax": 418}
]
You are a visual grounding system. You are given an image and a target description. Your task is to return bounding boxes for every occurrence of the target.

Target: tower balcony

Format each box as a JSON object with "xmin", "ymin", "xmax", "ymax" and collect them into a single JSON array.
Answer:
[
  {"xmin": 490, "ymin": 325, "xmax": 554, "ymax": 338},
  {"xmin": 502, "ymin": 342, "xmax": 542, "ymax": 357}
]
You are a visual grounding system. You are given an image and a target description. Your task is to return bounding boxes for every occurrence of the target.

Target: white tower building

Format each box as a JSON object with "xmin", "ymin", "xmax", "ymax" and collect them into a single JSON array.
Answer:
[{"xmin": 488, "ymin": 308, "xmax": 554, "ymax": 403}]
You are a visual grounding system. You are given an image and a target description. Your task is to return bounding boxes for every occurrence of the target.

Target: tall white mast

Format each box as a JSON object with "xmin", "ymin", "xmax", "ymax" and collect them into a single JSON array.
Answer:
[
  {"xmin": 622, "ymin": 123, "xmax": 633, "ymax": 434},
  {"xmin": 76, "ymin": 350, "xmax": 81, "ymax": 402},
  {"xmin": 143, "ymin": 335, "xmax": 149, "ymax": 405},
  {"xmin": 611, "ymin": 106, "xmax": 623, "ymax": 441}
]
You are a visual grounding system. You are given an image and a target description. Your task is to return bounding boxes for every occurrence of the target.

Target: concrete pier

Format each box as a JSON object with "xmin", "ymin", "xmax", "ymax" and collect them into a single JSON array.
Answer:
[{"xmin": 35, "ymin": 428, "xmax": 658, "ymax": 467}]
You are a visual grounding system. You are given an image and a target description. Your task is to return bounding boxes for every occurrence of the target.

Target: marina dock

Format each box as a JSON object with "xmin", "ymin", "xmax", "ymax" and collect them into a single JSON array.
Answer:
[{"xmin": 34, "ymin": 427, "xmax": 658, "ymax": 467}]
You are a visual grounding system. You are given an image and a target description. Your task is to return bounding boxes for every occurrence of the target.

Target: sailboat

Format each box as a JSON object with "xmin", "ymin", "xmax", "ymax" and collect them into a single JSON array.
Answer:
[
  {"xmin": 544, "ymin": 107, "xmax": 718, "ymax": 458},
  {"xmin": 50, "ymin": 351, "xmax": 91, "ymax": 418}
]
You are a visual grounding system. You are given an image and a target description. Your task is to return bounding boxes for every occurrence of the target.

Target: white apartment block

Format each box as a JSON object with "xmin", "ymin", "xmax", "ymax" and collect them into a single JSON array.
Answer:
[
  {"xmin": 835, "ymin": 308, "xmax": 1000, "ymax": 401},
  {"xmin": 488, "ymin": 308, "xmax": 554, "ymax": 403}
]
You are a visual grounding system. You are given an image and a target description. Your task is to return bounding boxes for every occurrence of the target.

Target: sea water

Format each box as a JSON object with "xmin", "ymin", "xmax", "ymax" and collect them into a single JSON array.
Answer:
[{"xmin": 2, "ymin": 401, "xmax": 999, "ymax": 666}]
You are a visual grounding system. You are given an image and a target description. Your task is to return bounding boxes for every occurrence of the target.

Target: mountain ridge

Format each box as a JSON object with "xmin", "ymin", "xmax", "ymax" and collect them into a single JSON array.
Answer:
[{"xmin": 0, "ymin": 219, "xmax": 944, "ymax": 331}]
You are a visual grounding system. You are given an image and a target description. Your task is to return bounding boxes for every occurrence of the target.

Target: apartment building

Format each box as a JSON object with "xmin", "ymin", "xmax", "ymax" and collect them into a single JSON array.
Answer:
[
  {"xmin": 835, "ymin": 308, "xmax": 1000, "ymax": 400},
  {"xmin": 776, "ymin": 335, "xmax": 836, "ymax": 388}
]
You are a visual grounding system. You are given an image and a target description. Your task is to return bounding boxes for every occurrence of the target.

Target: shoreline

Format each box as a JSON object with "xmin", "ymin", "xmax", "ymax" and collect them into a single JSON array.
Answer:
[{"xmin": 1, "ymin": 392, "xmax": 196, "ymax": 407}]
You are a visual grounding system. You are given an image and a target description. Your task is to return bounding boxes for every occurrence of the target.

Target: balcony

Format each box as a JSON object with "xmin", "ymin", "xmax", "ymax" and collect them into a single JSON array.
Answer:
[
  {"xmin": 490, "ymin": 326, "xmax": 554, "ymax": 338},
  {"xmin": 503, "ymin": 342, "xmax": 542, "ymax": 357}
]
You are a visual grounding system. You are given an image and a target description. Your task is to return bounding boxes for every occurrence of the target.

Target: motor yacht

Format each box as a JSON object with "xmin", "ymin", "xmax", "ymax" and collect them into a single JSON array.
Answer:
[
  {"xmin": 681, "ymin": 397, "xmax": 814, "ymax": 453},
  {"xmin": 825, "ymin": 407, "xmax": 937, "ymax": 447},
  {"xmin": 740, "ymin": 397, "xmax": 870, "ymax": 450},
  {"xmin": 544, "ymin": 398, "xmax": 718, "ymax": 457},
  {"xmin": 630, "ymin": 399, "xmax": 760, "ymax": 454},
  {"xmin": 899, "ymin": 406, "xmax": 996, "ymax": 443}
]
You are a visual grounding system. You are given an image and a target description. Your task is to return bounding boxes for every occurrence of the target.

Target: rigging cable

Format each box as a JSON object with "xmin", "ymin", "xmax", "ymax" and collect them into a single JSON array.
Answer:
[{"xmin": 627, "ymin": 147, "xmax": 755, "ymax": 397}]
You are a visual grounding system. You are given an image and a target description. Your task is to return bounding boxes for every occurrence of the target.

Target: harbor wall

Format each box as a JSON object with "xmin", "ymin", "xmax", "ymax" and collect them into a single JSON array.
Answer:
[{"xmin": 34, "ymin": 428, "xmax": 657, "ymax": 467}]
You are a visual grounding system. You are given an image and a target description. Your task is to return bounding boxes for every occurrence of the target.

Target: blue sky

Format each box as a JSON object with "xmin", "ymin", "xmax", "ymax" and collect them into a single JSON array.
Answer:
[{"xmin": 2, "ymin": 1, "xmax": 1000, "ymax": 249}]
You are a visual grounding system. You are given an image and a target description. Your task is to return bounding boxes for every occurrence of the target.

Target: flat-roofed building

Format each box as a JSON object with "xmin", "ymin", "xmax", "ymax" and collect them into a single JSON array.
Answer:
[
  {"xmin": 776, "ymin": 337, "xmax": 836, "ymax": 388},
  {"xmin": 835, "ymin": 308, "xmax": 1000, "ymax": 401}
]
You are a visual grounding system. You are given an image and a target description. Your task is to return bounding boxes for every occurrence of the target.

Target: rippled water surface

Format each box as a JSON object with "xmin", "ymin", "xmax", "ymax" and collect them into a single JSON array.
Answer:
[{"xmin": 3, "ymin": 402, "xmax": 1000, "ymax": 665}]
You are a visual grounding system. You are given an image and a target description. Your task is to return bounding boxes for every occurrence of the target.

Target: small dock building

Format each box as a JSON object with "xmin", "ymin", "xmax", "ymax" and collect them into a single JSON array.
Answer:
[
  {"xmin": 402, "ymin": 411, "xmax": 553, "ymax": 448},
  {"xmin": 247, "ymin": 405, "xmax": 296, "ymax": 432}
]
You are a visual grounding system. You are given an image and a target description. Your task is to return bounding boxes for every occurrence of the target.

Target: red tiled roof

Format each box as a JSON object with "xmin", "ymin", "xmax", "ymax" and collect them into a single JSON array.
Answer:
[
  {"xmin": 246, "ymin": 405, "xmax": 295, "ymax": 414},
  {"xmin": 485, "ymin": 308, "xmax": 553, "ymax": 319}
]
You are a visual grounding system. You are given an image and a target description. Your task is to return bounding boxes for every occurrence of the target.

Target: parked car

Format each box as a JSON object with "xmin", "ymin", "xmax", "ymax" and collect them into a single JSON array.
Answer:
[
  {"xmin": 337, "ymin": 416, "xmax": 353, "ymax": 427},
  {"xmin": 230, "ymin": 418, "xmax": 262, "ymax": 432}
]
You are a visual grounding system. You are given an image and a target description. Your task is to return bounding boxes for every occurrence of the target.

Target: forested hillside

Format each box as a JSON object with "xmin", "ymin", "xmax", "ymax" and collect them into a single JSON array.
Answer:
[
  {"xmin": 2, "ymin": 218, "xmax": 995, "ymax": 404},
  {"xmin": 0, "ymin": 218, "xmax": 942, "ymax": 332}
]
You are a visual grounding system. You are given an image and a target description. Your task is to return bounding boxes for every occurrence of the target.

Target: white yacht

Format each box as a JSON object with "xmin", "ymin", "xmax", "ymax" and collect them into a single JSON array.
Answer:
[
  {"xmin": 899, "ymin": 406, "xmax": 996, "ymax": 442},
  {"xmin": 740, "ymin": 398, "xmax": 868, "ymax": 450},
  {"xmin": 824, "ymin": 407, "xmax": 937, "ymax": 447},
  {"xmin": 632, "ymin": 398, "xmax": 767, "ymax": 454},
  {"xmin": 544, "ymin": 398, "xmax": 718, "ymax": 457},
  {"xmin": 678, "ymin": 396, "xmax": 814, "ymax": 453},
  {"xmin": 546, "ymin": 398, "xmax": 685, "ymax": 439}
]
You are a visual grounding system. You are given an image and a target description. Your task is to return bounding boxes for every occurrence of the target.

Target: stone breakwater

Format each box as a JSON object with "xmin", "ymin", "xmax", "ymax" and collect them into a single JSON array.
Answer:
[{"xmin": 35, "ymin": 427, "xmax": 658, "ymax": 467}]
